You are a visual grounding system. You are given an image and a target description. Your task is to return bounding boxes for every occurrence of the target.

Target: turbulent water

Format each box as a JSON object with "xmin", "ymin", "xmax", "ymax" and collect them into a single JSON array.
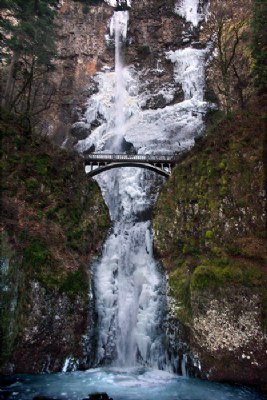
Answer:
[{"xmin": 4, "ymin": 368, "xmax": 266, "ymax": 400}]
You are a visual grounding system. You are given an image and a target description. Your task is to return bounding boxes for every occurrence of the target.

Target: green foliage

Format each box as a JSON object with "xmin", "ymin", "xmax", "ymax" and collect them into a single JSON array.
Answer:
[
  {"xmin": 60, "ymin": 268, "xmax": 89, "ymax": 299},
  {"xmin": 251, "ymin": 0, "xmax": 267, "ymax": 91},
  {"xmin": 182, "ymin": 241, "xmax": 200, "ymax": 256},
  {"xmin": 169, "ymin": 265, "xmax": 192, "ymax": 325},
  {"xmin": 205, "ymin": 230, "xmax": 213, "ymax": 240},
  {"xmin": 24, "ymin": 239, "xmax": 52, "ymax": 270},
  {"xmin": 1, "ymin": 0, "xmax": 58, "ymax": 60},
  {"xmin": 25, "ymin": 177, "xmax": 39, "ymax": 191},
  {"xmin": 153, "ymin": 107, "xmax": 266, "ymax": 328},
  {"xmin": 191, "ymin": 259, "xmax": 263, "ymax": 290},
  {"xmin": 0, "ymin": 0, "xmax": 58, "ymax": 125}
]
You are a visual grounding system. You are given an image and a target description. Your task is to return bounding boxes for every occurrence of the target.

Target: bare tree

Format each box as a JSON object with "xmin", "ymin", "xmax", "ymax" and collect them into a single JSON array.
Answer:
[{"xmin": 205, "ymin": 0, "xmax": 253, "ymax": 113}]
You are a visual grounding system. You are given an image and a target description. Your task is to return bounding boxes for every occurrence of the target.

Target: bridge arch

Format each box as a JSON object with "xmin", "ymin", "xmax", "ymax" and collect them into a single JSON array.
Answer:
[{"xmin": 86, "ymin": 162, "xmax": 171, "ymax": 177}]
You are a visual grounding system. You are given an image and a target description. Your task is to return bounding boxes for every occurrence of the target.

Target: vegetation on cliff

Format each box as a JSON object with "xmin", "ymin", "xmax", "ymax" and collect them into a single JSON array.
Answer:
[
  {"xmin": 0, "ymin": 112, "xmax": 110, "ymax": 371},
  {"xmin": 204, "ymin": 0, "xmax": 267, "ymax": 114},
  {"xmin": 153, "ymin": 103, "xmax": 267, "ymax": 387},
  {"xmin": 153, "ymin": 1, "xmax": 266, "ymax": 388},
  {"xmin": 153, "ymin": 104, "xmax": 266, "ymax": 321},
  {"xmin": 0, "ymin": 0, "xmax": 59, "ymax": 129}
]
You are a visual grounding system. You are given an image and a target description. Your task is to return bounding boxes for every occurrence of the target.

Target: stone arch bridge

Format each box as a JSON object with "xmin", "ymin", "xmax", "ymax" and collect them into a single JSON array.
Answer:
[{"xmin": 84, "ymin": 153, "xmax": 181, "ymax": 177}]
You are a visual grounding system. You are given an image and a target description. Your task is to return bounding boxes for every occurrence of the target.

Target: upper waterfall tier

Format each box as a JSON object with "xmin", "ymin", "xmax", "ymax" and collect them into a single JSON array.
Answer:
[
  {"xmin": 166, "ymin": 46, "xmax": 210, "ymax": 101},
  {"xmin": 111, "ymin": 11, "xmax": 129, "ymax": 151},
  {"xmin": 174, "ymin": 0, "xmax": 209, "ymax": 27},
  {"xmin": 110, "ymin": 10, "xmax": 129, "ymax": 41}
]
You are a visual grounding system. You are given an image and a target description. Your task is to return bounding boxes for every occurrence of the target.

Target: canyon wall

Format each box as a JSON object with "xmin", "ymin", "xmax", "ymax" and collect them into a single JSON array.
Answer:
[
  {"xmin": 153, "ymin": 107, "xmax": 267, "ymax": 390},
  {"xmin": 1, "ymin": 120, "xmax": 110, "ymax": 373},
  {"xmin": 1, "ymin": 0, "xmax": 266, "ymax": 390}
]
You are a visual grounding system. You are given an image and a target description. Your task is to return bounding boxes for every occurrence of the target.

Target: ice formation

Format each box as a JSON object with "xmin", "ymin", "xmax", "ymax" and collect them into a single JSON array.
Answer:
[{"xmin": 75, "ymin": 1, "xmax": 211, "ymax": 370}]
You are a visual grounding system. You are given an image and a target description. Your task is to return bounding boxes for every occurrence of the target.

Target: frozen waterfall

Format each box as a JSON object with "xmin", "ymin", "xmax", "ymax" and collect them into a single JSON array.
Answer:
[
  {"xmin": 174, "ymin": 0, "xmax": 209, "ymax": 27},
  {"xmin": 75, "ymin": 1, "xmax": 211, "ymax": 371},
  {"xmin": 110, "ymin": 11, "xmax": 129, "ymax": 150}
]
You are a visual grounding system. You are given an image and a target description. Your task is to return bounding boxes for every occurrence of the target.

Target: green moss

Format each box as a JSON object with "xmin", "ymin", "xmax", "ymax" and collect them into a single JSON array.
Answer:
[
  {"xmin": 219, "ymin": 160, "xmax": 226, "ymax": 170},
  {"xmin": 22, "ymin": 239, "xmax": 62, "ymax": 290},
  {"xmin": 191, "ymin": 265, "xmax": 217, "ymax": 289},
  {"xmin": 24, "ymin": 239, "xmax": 52, "ymax": 270},
  {"xmin": 169, "ymin": 265, "xmax": 192, "ymax": 325},
  {"xmin": 182, "ymin": 242, "xmax": 200, "ymax": 256},
  {"xmin": 191, "ymin": 260, "xmax": 262, "ymax": 290},
  {"xmin": 25, "ymin": 177, "xmax": 39, "ymax": 191},
  {"xmin": 205, "ymin": 230, "xmax": 213, "ymax": 240},
  {"xmin": 160, "ymin": 107, "xmax": 266, "ymax": 324},
  {"xmin": 1, "ymin": 111, "xmax": 110, "ymax": 356},
  {"xmin": 35, "ymin": 155, "xmax": 50, "ymax": 175},
  {"xmin": 225, "ymin": 243, "xmax": 242, "ymax": 256},
  {"xmin": 60, "ymin": 268, "xmax": 89, "ymax": 299}
]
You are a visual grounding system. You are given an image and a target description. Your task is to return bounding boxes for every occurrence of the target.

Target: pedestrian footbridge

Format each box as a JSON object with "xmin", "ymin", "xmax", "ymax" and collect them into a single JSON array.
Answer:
[{"xmin": 84, "ymin": 153, "xmax": 181, "ymax": 177}]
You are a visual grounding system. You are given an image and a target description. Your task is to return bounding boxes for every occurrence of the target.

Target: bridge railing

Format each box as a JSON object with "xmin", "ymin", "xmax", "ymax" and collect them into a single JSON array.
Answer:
[{"xmin": 84, "ymin": 153, "xmax": 179, "ymax": 162}]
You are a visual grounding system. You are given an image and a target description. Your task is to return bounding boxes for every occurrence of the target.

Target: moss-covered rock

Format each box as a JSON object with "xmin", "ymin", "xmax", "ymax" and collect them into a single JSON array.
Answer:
[
  {"xmin": 0, "ymin": 113, "xmax": 110, "ymax": 373},
  {"xmin": 153, "ymin": 106, "xmax": 267, "ymax": 390}
]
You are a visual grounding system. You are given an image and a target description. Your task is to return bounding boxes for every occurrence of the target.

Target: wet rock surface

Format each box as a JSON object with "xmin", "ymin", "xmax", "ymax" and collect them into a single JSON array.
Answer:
[
  {"xmin": 86, "ymin": 393, "xmax": 113, "ymax": 400},
  {"xmin": 153, "ymin": 105, "xmax": 267, "ymax": 391},
  {"xmin": 0, "ymin": 127, "xmax": 110, "ymax": 374}
]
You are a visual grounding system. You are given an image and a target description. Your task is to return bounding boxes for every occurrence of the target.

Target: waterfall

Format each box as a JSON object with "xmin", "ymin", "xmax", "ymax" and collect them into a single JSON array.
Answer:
[
  {"xmin": 110, "ymin": 11, "xmax": 129, "ymax": 151},
  {"xmin": 75, "ymin": 0, "xmax": 211, "ymax": 371},
  {"xmin": 174, "ymin": 0, "xmax": 209, "ymax": 27},
  {"xmin": 89, "ymin": 10, "xmax": 170, "ymax": 369}
]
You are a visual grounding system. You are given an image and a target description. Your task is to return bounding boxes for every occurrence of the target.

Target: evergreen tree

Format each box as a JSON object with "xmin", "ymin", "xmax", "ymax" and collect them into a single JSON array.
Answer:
[
  {"xmin": 0, "ymin": 0, "xmax": 58, "ymax": 128},
  {"xmin": 251, "ymin": 0, "xmax": 267, "ymax": 92}
]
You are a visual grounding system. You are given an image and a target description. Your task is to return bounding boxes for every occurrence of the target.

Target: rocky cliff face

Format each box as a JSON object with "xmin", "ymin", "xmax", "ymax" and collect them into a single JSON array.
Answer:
[
  {"xmin": 0, "ymin": 115, "xmax": 110, "ymax": 373},
  {"xmin": 42, "ymin": 0, "xmax": 205, "ymax": 146},
  {"xmin": 153, "ymin": 106, "xmax": 267, "ymax": 391},
  {"xmin": 39, "ymin": 0, "xmax": 114, "ymax": 144},
  {"xmin": 3, "ymin": 0, "xmax": 265, "ymax": 388}
]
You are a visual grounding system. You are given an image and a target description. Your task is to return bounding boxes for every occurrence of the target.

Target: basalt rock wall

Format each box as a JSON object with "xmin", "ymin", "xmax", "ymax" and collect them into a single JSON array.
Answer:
[
  {"xmin": 153, "ymin": 105, "xmax": 267, "ymax": 391},
  {"xmin": 0, "ymin": 118, "xmax": 110, "ymax": 373},
  {"xmin": 40, "ymin": 0, "xmax": 114, "ymax": 145},
  {"xmin": 42, "ymin": 0, "xmax": 199, "ymax": 147}
]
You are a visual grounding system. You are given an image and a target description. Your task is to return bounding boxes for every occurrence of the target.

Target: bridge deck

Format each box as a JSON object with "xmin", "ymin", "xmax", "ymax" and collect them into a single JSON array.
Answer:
[
  {"xmin": 84, "ymin": 152, "xmax": 184, "ymax": 177},
  {"xmin": 84, "ymin": 153, "xmax": 177, "ymax": 165}
]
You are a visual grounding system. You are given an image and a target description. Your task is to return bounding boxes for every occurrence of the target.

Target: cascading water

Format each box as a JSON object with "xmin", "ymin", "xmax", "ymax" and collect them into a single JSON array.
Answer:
[
  {"xmin": 75, "ymin": 0, "xmax": 212, "ymax": 371},
  {"xmin": 110, "ymin": 11, "xmax": 129, "ymax": 150},
  {"xmin": 5, "ymin": 1, "xmax": 267, "ymax": 399},
  {"xmin": 90, "ymin": 10, "xmax": 170, "ymax": 369},
  {"xmin": 174, "ymin": 0, "xmax": 209, "ymax": 27}
]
